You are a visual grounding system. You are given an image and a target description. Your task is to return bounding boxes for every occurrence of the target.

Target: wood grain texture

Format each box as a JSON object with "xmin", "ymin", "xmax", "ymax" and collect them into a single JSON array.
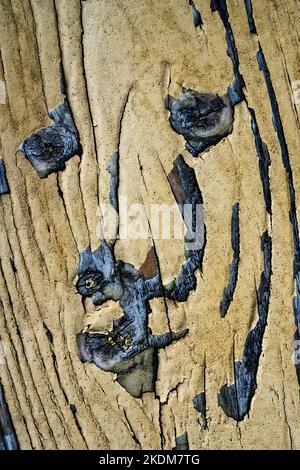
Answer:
[{"xmin": 0, "ymin": 0, "xmax": 300, "ymax": 449}]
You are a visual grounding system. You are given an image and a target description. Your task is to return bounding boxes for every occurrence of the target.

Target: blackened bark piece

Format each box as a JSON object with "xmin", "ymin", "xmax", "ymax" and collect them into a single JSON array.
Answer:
[
  {"xmin": 0, "ymin": 382, "xmax": 19, "ymax": 450},
  {"xmin": 0, "ymin": 160, "xmax": 10, "ymax": 195},
  {"xmin": 220, "ymin": 202, "xmax": 240, "ymax": 317},
  {"xmin": 218, "ymin": 232, "xmax": 272, "ymax": 421},
  {"xmin": 166, "ymin": 89, "xmax": 233, "ymax": 157},
  {"xmin": 18, "ymin": 102, "xmax": 82, "ymax": 178}
]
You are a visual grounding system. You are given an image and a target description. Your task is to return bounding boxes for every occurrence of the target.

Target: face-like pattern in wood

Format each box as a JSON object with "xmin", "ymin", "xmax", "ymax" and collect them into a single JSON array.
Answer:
[{"xmin": 76, "ymin": 155, "xmax": 206, "ymax": 398}]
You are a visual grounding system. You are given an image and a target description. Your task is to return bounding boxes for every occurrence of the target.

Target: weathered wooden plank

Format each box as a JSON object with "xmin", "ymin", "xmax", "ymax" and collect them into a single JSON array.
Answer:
[{"xmin": 0, "ymin": 0, "xmax": 299, "ymax": 450}]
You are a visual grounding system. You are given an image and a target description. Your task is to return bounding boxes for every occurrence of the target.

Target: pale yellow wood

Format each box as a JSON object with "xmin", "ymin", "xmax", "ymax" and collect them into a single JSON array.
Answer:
[{"xmin": 0, "ymin": 0, "xmax": 299, "ymax": 450}]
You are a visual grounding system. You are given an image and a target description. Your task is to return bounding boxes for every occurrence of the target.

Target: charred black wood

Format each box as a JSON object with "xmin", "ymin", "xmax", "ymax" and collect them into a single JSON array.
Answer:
[
  {"xmin": 220, "ymin": 202, "xmax": 239, "ymax": 317},
  {"xmin": 244, "ymin": 0, "xmax": 257, "ymax": 34},
  {"xmin": 218, "ymin": 232, "xmax": 272, "ymax": 421},
  {"xmin": 257, "ymin": 45, "xmax": 300, "ymax": 391},
  {"xmin": 0, "ymin": 382, "xmax": 19, "ymax": 450},
  {"xmin": 249, "ymin": 109, "xmax": 272, "ymax": 216},
  {"xmin": 175, "ymin": 431, "xmax": 189, "ymax": 450},
  {"xmin": 210, "ymin": 0, "xmax": 245, "ymax": 104},
  {"xmin": 189, "ymin": 0, "xmax": 203, "ymax": 28},
  {"xmin": 166, "ymin": 90, "xmax": 233, "ymax": 157},
  {"xmin": 18, "ymin": 102, "xmax": 82, "ymax": 179},
  {"xmin": 193, "ymin": 392, "xmax": 207, "ymax": 428},
  {"xmin": 0, "ymin": 160, "xmax": 10, "ymax": 195}
]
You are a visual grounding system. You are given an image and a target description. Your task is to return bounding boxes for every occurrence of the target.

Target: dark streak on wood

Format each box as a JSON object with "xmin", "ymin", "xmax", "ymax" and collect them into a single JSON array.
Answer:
[
  {"xmin": 244, "ymin": 0, "xmax": 257, "ymax": 34},
  {"xmin": 210, "ymin": 0, "xmax": 245, "ymax": 104},
  {"xmin": 218, "ymin": 231, "xmax": 272, "ymax": 421},
  {"xmin": 220, "ymin": 202, "xmax": 239, "ymax": 318},
  {"xmin": 107, "ymin": 152, "xmax": 119, "ymax": 213},
  {"xmin": 257, "ymin": 45, "xmax": 300, "ymax": 391},
  {"xmin": 175, "ymin": 431, "xmax": 189, "ymax": 450},
  {"xmin": 0, "ymin": 160, "xmax": 10, "ymax": 195},
  {"xmin": 249, "ymin": 109, "xmax": 272, "ymax": 217},
  {"xmin": 188, "ymin": 0, "xmax": 203, "ymax": 29},
  {"xmin": 193, "ymin": 392, "xmax": 207, "ymax": 428}
]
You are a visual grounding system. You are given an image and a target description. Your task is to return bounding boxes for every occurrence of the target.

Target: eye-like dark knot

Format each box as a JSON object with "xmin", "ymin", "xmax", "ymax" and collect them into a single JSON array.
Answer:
[
  {"xmin": 76, "ymin": 271, "xmax": 104, "ymax": 297},
  {"xmin": 18, "ymin": 102, "xmax": 82, "ymax": 178},
  {"xmin": 166, "ymin": 89, "xmax": 234, "ymax": 157}
]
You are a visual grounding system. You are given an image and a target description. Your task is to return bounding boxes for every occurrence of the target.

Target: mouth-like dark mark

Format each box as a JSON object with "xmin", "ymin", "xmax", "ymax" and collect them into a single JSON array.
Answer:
[{"xmin": 103, "ymin": 331, "xmax": 133, "ymax": 352}]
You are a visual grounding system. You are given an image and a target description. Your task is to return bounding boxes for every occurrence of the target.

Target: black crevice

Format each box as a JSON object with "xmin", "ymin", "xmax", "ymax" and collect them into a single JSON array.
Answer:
[
  {"xmin": 210, "ymin": 0, "xmax": 245, "ymax": 104},
  {"xmin": 123, "ymin": 408, "xmax": 142, "ymax": 448},
  {"xmin": 244, "ymin": 0, "xmax": 257, "ymax": 34},
  {"xmin": 0, "ymin": 381, "xmax": 19, "ymax": 450},
  {"xmin": 107, "ymin": 152, "xmax": 119, "ymax": 213},
  {"xmin": 69, "ymin": 404, "xmax": 87, "ymax": 445},
  {"xmin": 220, "ymin": 202, "xmax": 240, "ymax": 318},
  {"xmin": 43, "ymin": 322, "xmax": 53, "ymax": 344},
  {"xmin": 257, "ymin": 45, "xmax": 300, "ymax": 389},
  {"xmin": 218, "ymin": 231, "xmax": 272, "ymax": 421},
  {"xmin": 249, "ymin": 109, "xmax": 272, "ymax": 217},
  {"xmin": 0, "ymin": 160, "xmax": 10, "ymax": 195},
  {"xmin": 189, "ymin": 0, "xmax": 203, "ymax": 29}
]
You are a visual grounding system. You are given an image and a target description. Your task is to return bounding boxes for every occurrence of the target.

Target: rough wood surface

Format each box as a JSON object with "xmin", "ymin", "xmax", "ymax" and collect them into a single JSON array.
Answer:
[{"xmin": 0, "ymin": 0, "xmax": 300, "ymax": 450}]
